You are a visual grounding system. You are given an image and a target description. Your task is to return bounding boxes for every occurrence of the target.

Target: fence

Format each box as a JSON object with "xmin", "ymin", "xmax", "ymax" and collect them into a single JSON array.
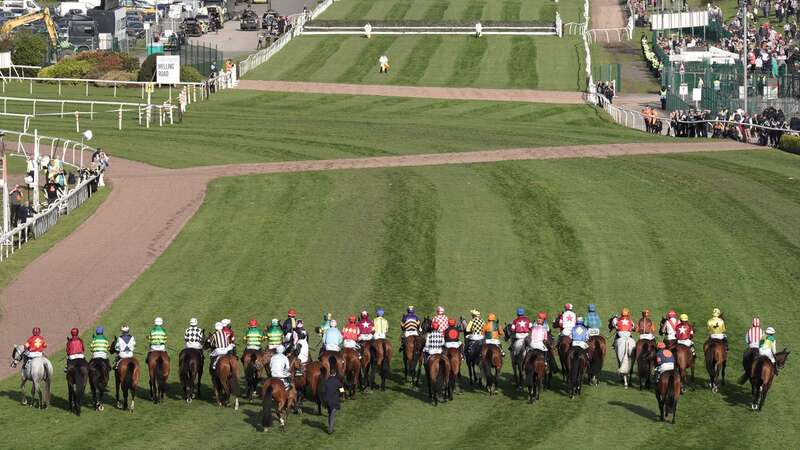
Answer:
[
  {"xmin": 178, "ymin": 42, "xmax": 225, "ymax": 77},
  {"xmin": 2, "ymin": 76, "xmax": 206, "ymax": 102},
  {"xmin": 1, "ymin": 129, "xmax": 101, "ymax": 262}
]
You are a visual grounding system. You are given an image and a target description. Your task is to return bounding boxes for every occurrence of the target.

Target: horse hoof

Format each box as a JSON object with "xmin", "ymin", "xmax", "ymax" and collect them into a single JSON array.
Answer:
[
  {"xmin": 98, "ymin": 405, "xmax": 105, "ymax": 412},
  {"xmin": 117, "ymin": 401, "xmax": 123, "ymax": 409},
  {"xmin": 21, "ymin": 399, "xmax": 27, "ymax": 406},
  {"xmin": 234, "ymin": 398, "xmax": 240, "ymax": 411},
  {"xmin": 187, "ymin": 397, "xmax": 192, "ymax": 404},
  {"xmin": 712, "ymin": 385, "xmax": 719, "ymax": 394}
]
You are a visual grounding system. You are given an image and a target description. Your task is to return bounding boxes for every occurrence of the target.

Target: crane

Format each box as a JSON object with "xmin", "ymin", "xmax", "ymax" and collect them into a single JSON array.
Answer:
[{"xmin": 0, "ymin": 7, "xmax": 60, "ymax": 48}]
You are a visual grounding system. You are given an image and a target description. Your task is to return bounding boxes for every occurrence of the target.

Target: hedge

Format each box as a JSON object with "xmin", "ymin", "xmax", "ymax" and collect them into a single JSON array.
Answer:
[{"xmin": 778, "ymin": 134, "xmax": 800, "ymax": 154}]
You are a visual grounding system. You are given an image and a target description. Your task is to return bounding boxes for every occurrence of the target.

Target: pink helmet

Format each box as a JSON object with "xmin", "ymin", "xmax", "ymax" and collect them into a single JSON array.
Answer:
[
  {"xmin": 752, "ymin": 317, "xmax": 760, "ymax": 327},
  {"xmin": 667, "ymin": 310, "xmax": 677, "ymax": 318},
  {"xmin": 564, "ymin": 303, "xmax": 573, "ymax": 311},
  {"xmin": 436, "ymin": 306, "xmax": 444, "ymax": 314}
]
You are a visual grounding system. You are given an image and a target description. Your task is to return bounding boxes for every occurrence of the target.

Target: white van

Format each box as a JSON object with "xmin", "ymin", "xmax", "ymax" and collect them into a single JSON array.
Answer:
[{"xmin": 0, "ymin": 0, "xmax": 41, "ymax": 14}]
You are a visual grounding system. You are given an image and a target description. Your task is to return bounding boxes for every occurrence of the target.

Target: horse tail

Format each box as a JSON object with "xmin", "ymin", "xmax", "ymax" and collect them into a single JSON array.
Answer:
[
  {"xmin": 665, "ymin": 371, "xmax": 676, "ymax": 412},
  {"xmin": 227, "ymin": 361, "xmax": 240, "ymax": 397},
  {"xmin": 381, "ymin": 344, "xmax": 391, "ymax": 378},
  {"xmin": 42, "ymin": 358, "xmax": 53, "ymax": 406},
  {"xmin": 436, "ymin": 357, "xmax": 447, "ymax": 394},
  {"xmin": 525, "ymin": 357, "xmax": 534, "ymax": 388},
  {"xmin": 327, "ymin": 354, "xmax": 337, "ymax": 378},
  {"xmin": 155, "ymin": 355, "xmax": 164, "ymax": 388},
  {"xmin": 124, "ymin": 360, "xmax": 135, "ymax": 390},
  {"xmin": 262, "ymin": 384, "xmax": 274, "ymax": 428}
]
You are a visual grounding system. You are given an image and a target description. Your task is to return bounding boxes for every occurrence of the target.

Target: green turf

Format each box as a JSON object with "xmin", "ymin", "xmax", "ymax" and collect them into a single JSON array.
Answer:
[
  {"xmin": 315, "ymin": 0, "xmax": 581, "ymax": 22},
  {"xmin": 245, "ymin": 35, "xmax": 586, "ymax": 91},
  {"xmin": 0, "ymin": 80, "xmax": 183, "ymax": 105},
  {"xmin": 0, "ymin": 149, "xmax": 798, "ymax": 448},
  {"xmin": 0, "ymin": 90, "xmax": 663, "ymax": 169}
]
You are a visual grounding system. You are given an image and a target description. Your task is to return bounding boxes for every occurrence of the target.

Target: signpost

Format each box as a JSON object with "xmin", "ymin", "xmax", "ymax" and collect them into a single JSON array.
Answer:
[{"xmin": 156, "ymin": 55, "xmax": 181, "ymax": 85}]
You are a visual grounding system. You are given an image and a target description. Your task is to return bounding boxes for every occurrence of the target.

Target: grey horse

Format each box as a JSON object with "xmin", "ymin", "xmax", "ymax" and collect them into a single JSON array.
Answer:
[{"xmin": 10, "ymin": 344, "xmax": 53, "ymax": 409}]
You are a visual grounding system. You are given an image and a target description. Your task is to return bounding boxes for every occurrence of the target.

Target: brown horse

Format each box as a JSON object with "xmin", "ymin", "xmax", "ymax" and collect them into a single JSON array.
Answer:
[
  {"xmin": 749, "ymin": 350, "xmax": 790, "ymax": 411},
  {"xmin": 673, "ymin": 344, "xmax": 695, "ymax": 392},
  {"xmin": 425, "ymin": 354, "xmax": 450, "ymax": 405},
  {"xmin": 360, "ymin": 340, "xmax": 375, "ymax": 392},
  {"xmin": 480, "ymin": 344, "xmax": 503, "ymax": 395},
  {"xmin": 66, "ymin": 359, "xmax": 89, "ymax": 416},
  {"xmin": 523, "ymin": 350, "xmax": 547, "ymax": 403},
  {"xmin": 242, "ymin": 349, "xmax": 263, "ymax": 400},
  {"xmin": 320, "ymin": 351, "xmax": 345, "ymax": 381},
  {"xmin": 566, "ymin": 347, "xmax": 588, "ymax": 399},
  {"xmin": 114, "ymin": 357, "xmax": 140, "ymax": 412},
  {"xmin": 145, "ymin": 351, "xmax": 170, "ymax": 404},
  {"xmin": 178, "ymin": 348, "xmax": 203, "ymax": 403},
  {"xmin": 211, "ymin": 354, "xmax": 240, "ymax": 409},
  {"xmin": 304, "ymin": 360, "xmax": 324, "ymax": 415},
  {"xmin": 341, "ymin": 348, "xmax": 361, "ymax": 399},
  {"xmin": 403, "ymin": 334, "xmax": 423, "ymax": 385},
  {"xmin": 586, "ymin": 335, "xmax": 606, "ymax": 386},
  {"xmin": 260, "ymin": 377, "xmax": 296, "ymax": 431},
  {"xmin": 556, "ymin": 335, "xmax": 572, "ymax": 381},
  {"xmin": 655, "ymin": 370, "xmax": 681, "ymax": 423},
  {"xmin": 703, "ymin": 339, "xmax": 727, "ymax": 393},
  {"xmin": 288, "ymin": 355, "xmax": 305, "ymax": 413},
  {"xmin": 444, "ymin": 347, "xmax": 461, "ymax": 397},
  {"xmin": 372, "ymin": 339, "xmax": 392, "ymax": 391},
  {"xmin": 633, "ymin": 338, "xmax": 656, "ymax": 390}
]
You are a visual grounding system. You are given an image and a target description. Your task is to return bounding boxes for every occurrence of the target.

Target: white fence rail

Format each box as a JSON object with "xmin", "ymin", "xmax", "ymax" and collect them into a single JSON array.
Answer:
[{"xmin": 2, "ymin": 76, "xmax": 206, "ymax": 102}]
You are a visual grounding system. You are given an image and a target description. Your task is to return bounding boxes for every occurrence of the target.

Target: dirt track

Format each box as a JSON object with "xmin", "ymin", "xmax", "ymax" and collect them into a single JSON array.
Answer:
[
  {"xmin": 0, "ymin": 141, "xmax": 760, "ymax": 378},
  {"xmin": 237, "ymin": 80, "xmax": 586, "ymax": 104}
]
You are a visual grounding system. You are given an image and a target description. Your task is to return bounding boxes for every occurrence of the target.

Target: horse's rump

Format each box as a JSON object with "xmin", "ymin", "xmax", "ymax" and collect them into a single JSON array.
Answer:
[{"xmin": 615, "ymin": 336, "xmax": 635, "ymax": 373}]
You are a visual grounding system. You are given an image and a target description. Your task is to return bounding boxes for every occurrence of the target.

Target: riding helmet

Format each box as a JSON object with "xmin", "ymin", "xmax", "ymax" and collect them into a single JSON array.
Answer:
[
  {"xmin": 564, "ymin": 303, "xmax": 573, "ymax": 311},
  {"xmin": 95, "ymin": 326, "xmax": 104, "ymax": 335},
  {"xmin": 249, "ymin": 319, "xmax": 258, "ymax": 327},
  {"xmin": 712, "ymin": 308, "xmax": 721, "ymax": 317},
  {"xmin": 588, "ymin": 304, "xmax": 596, "ymax": 312},
  {"xmin": 376, "ymin": 308, "xmax": 385, "ymax": 317},
  {"xmin": 214, "ymin": 322, "xmax": 223, "ymax": 331},
  {"xmin": 288, "ymin": 308, "xmax": 296, "ymax": 318},
  {"xmin": 517, "ymin": 307, "xmax": 525, "ymax": 316},
  {"xmin": 189, "ymin": 318, "xmax": 198, "ymax": 326},
  {"xmin": 32, "ymin": 327, "xmax": 41, "ymax": 336},
  {"xmin": 679, "ymin": 314, "xmax": 689, "ymax": 322},
  {"xmin": 766, "ymin": 327, "xmax": 775, "ymax": 335},
  {"xmin": 154, "ymin": 317, "xmax": 163, "ymax": 326},
  {"xmin": 70, "ymin": 328, "xmax": 79, "ymax": 336},
  {"xmin": 348, "ymin": 315, "xmax": 356, "ymax": 323}
]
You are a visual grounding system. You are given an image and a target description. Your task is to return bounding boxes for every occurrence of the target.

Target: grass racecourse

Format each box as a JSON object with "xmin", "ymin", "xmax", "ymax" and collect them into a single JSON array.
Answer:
[
  {"xmin": 315, "ymin": 0, "xmax": 573, "ymax": 22},
  {"xmin": 1, "ymin": 149, "xmax": 799, "ymax": 448}
]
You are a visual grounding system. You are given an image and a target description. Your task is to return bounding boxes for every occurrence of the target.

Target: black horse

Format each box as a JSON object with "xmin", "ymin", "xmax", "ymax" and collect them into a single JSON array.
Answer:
[
  {"xmin": 179, "ymin": 348, "xmax": 204, "ymax": 403},
  {"xmin": 567, "ymin": 347, "xmax": 588, "ymax": 399},
  {"xmin": 67, "ymin": 359, "xmax": 89, "ymax": 416},
  {"xmin": 88, "ymin": 358, "xmax": 111, "ymax": 411}
]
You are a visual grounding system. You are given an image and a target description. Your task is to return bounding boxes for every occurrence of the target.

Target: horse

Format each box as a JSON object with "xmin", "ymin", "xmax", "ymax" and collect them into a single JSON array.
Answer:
[
  {"xmin": 464, "ymin": 338, "xmax": 483, "ymax": 386},
  {"xmin": 145, "ymin": 351, "xmax": 170, "ymax": 404},
  {"xmin": 703, "ymin": 339, "xmax": 727, "ymax": 393},
  {"xmin": 614, "ymin": 332, "xmax": 636, "ymax": 388},
  {"xmin": 178, "ymin": 348, "xmax": 204, "ymax": 403},
  {"xmin": 504, "ymin": 323, "xmax": 527, "ymax": 390},
  {"xmin": 402, "ymin": 334, "xmax": 423, "ymax": 385},
  {"xmin": 304, "ymin": 360, "xmax": 324, "ymax": 415},
  {"xmin": 556, "ymin": 335, "xmax": 572, "ymax": 381},
  {"xmin": 634, "ymin": 340, "xmax": 656, "ymax": 390},
  {"xmin": 341, "ymin": 348, "xmax": 361, "ymax": 399},
  {"xmin": 655, "ymin": 370, "xmax": 681, "ymax": 423},
  {"xmin": 288, "ymin": 355, "xmax": 306, "ymax": 413},
  {"xmin": 740, "ymin": 348, "xmax": 759, "ymax": 384},
  {"xmin": 88, "ymin": 357, "xmax": 111, "ymax": 411},
  {"xmin": 480, "ymin": 344, "xmax": 503, "ymax": 395},
  {"xmin": 567, "ymin": 347, "xmax": 588, "ymax": 399},
  {"xmin": 523, "ymin": 350, "xmax": 547, "ymax": 403},
  {"xmin": 319, "ymin": 351, "xmax": 345, "ymax": 381},
  {"xmin": 241, "ymin": 348, "xmax": 263, "ymax": 400},
  {"xmin": 586, "ymin": 335, "xmax": 605, "ymax": 386},
  {"xmin": 673, "ymin": 344, "xmax": 695, "ymax": 392},
  {"xmin": 66, "ymin": 359, "xmax": 89, "ymax": 416},
  {"xmin": 748, "ymin": 350, "xmax": 790, "ymax": 411},
  {"xmin": 425, "ymin": 353, "xmax": 450, "ymax": 405},
  {"xmin": 371, "ymin": 338, "xmax": 392, "ymax": 391},
  {"xmin": 10, "ymin": 344, "xmax": 52, "ymax": 409},
  {"xmin": 260, "ymin": 377, "xmax": 296, "ymax": 431},
  {"xmin": 211, "ymin": 354, "xmax": 240, "ymax": 409},
  {"xmin": 360, "ymin": 340, "xmax": 375, "ymax": 392},
  {"xmin": 114, "ymin": 358, "xmax": 140, "ymax": 412},
  {"xmin": 444, "ymin": 347, "xmax": 461, "ymax": 397}
]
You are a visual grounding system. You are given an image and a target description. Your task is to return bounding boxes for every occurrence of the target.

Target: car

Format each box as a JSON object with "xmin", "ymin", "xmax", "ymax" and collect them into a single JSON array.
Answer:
[
  {"xmin": 239, "ymin": 9, "xmax": 257, "ymax": 31},
  {"xmin": 182, "ymin": 17, "xmax": 202, "ymax": 36}
]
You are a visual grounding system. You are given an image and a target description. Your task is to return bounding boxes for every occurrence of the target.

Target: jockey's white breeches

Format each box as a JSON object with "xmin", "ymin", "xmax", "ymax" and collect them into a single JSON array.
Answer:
[
  {"xmin": 445, "ymin": 342, "xmax": 461, "ymax": 349},
  {"xmin": 638, "ymin": 333, "xmax": 654, "ymax": 340}
]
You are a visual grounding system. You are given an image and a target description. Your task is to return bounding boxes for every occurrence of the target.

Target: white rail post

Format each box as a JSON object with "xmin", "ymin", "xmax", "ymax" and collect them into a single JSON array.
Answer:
[
  {"xmin": 60, "ymin": 101, "xmax": 64, "ymax": 118},
  {"xmin": 113, "ymin": 83, "xmax": 117, "ymax": 97},
  {"xmin": 75, "ymin": 111, "xmax": 80, "ymax": 133},
  {"xmin": 90, "ymin": 102, "xmax": 94, "ymax": 120},
  {"xmin": 85, "ymin": 81, "xmax": 89, "ymax": 97},
  {"xmin": 58, "ymin": 81, "xmax": 61, "ymax": 96},
  {"xmin": 32, "ymin": 129, "xmax": 39, "ymax": 210},
  {"xmin": 29, "ymin": 79, "xmax": 32, "ymax": 95},
  {"xmin": 118, "ymin": 107, "xmax": 122, "ymax": 131}
]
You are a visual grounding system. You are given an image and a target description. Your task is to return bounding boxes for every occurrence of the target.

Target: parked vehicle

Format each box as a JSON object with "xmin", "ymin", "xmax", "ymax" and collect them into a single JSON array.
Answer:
[{"xmin": 239, "ymin": 8, "xmax": 257, "ymax": 31}]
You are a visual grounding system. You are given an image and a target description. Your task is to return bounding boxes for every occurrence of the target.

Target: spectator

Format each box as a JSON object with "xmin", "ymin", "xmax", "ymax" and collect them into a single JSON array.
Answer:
[
  {"xmin": 9, "ymin": 185, "xmax": 23, "ymax": 226},
  {"xmin": 323, "ymin": 370, "xmax": 344, "ymax": 434}
]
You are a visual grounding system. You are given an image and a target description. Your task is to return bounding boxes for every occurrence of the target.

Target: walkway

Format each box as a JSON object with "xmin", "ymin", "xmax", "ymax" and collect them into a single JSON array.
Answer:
[
  {"xmin": 236, "ymin": 80, "xmax": 586, "ymax": 104},
  {"xmin": 0, "ymin": 140, "xmax": 760, "ymax": 378}
]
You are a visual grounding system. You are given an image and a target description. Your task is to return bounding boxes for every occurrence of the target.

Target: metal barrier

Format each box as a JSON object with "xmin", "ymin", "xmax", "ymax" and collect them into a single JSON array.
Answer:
[{"xmin": 2, "ymin": 77, "xmax": 206, "ymax": 102}]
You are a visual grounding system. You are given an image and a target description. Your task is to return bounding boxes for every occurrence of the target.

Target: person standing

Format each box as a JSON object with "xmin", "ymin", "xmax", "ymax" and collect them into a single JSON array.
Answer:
[
  {"xmin": 475, "ymin": 22, "xmax": 482, "ymax": 37},
  {"xmin": 379, "ymin": 55, "xmax": 389, "ymax": 73},
  {"xmin": 660, "ymin": 86, "xmax": 668, "ymax": 110},
  {"xmin": 364, "ymin": 22, "xmax": 372, "ymax": 39},
  {"xmin": 323, "ymin": 370, "xmax": 344, "ymax": 434}
]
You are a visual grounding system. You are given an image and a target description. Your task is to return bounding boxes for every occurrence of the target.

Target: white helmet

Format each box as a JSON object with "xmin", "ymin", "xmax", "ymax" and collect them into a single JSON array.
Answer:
[
  {"xmin": 214, "ymin": 322, "xmax": 223, "ymax": 331},
  {"xmin": 221, "ymin": 319, "xmax": 231, "ymax": 327},
  {"xmin": 330, "ymin": 319, "xmax": 337, "ymax": 327},
  {"xmin": 154, "ymin": 317, "xmax": 163, "ymax": 326},
  {"xmin": 276, "ymin": 345, "xmax": 285, "ymax": 354},
  {"xmin": 120, "ymin": 325, "xmax": 130, "ymax": 333},
  {"xmin": 436, "ymin": 306, "xmax": 445, "ymax": 314},
  {"xmin": 766, "ymin": 327, "xmax": 775, "ymax": 335},
  {"xmin": 189, "ymin": 318, "xmax": 198, "ymax": 327}
]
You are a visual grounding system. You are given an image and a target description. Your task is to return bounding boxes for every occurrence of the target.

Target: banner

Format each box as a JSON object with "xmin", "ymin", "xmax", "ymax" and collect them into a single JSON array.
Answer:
[
  {"xmin": 651, "ymin": 11, "xmax": 709, "ymax": 31},
  {"xmin": 156, "ymin": 55, "xmax": 181, "ymax": 84}
]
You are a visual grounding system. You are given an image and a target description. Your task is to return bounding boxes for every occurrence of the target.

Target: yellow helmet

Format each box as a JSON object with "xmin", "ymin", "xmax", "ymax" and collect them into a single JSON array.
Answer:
[
  {"xmin": 487, "ymin": 313, "xmax": 497, "ymax": 321},
  {"xmin": 712, "ymin": 308, "xmax": 721, "ymax": 317},
  {"xmin": 621, "ymin": 308, "xmax": 630, "ymax": 317},
  {"xmin": 680, "ymin": 314, "xmax": 689, "ymax": 322}
]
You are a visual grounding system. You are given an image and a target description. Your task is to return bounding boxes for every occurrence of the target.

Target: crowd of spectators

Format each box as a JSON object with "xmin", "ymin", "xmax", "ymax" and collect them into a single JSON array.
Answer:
[
  {"xmin": 596, "ymin": 81, "xmax": 616, "ymax": 103},
  {"xmin": 667, "ymin": 106, "xmax": 791, "ymax": 146}
]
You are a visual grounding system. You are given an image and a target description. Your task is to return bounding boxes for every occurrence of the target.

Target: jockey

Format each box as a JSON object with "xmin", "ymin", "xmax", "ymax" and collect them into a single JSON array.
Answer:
[
  {"xmin": 65, "ymin": 327, "xmax": 85, "ymax": 372},
  {"xmin": 612, "ymin": 308, "xmax": 635, "ymax": 340},
  {"xmin": 184, "ymin": 318, "xmax": 204, "ymax": 350},
  {"xmin": 147, "ymin": 317, "xmax": 167, "ymax": 352},
  {"xmin": 636, "ymin": 309, "xmax": 655, "ymax": 340},
  {"xmin": 374, "ymin": 308, "xmax": 389, "ymax": 340},
  {"xmin": 482, "ymin": 313, "xmax": 505, "ymax": 357},
  {"xmin": 558, "ymin": 303, "xmax": 577, "ymax": 336},
  {"xmin": 510, "ymin": 307, "xmax": 532, "ymax": 352},
  {"xmin": 209, "ymin": 322, "xmax": 231, "ymax": 370},
  {"xmin": 655, "ymin": 342, "xmax": 675, "ymax": 382},
  {"xmin": 433, "ymin": 306, "xmax": 449, "ymax": 332},
  {"xmin": 662, "ymin": 310, "xmax": 680, "ymax": 343},
  {"xmin": 24, "ymin": 327, "xmax": 47, "ymax": 360},
  {"xmin": 443, "ymin": 318, "xmax": 463, "ymax": 359},
  {"xmin": 465, "ymin": 309, "xmax": 485, "ymax": 340},
  {"xmin": 759, "ymin": 327, "xmax": 778, "ymax": 374},
  {"xmin": 266, "ymin": 318, "xmax": 284, "ymax": 350},
  {"xmin": 317, "ymin": 313, "xmax": 332, "ymax": 336},
  {"xmin": 322, "ymin": 319, "xmax": 343, "ymax": 353},
  {"xmin": 243, "ymin": 319, "xmax": 265, "ymax": 351},
  {"xmin": 570, "ymin": 317, "xmax": 589, "ymax": 350},
  {"xmin": 357, "ymin": 310, "xmax": 374, "ymax": 344},
  {"xmin": 400, "ymin": 306, "xmax": 420, "ymax": 351},
  {"xmin": 113, "ymin": 325, "xmax": 136, "ymax": 370},
  {"xmin": 423, "ymin": 321, "xmax": 444, "ymax": 360},
  {"xmin": 221, "ymin": 319, "xmax": 236, "ymax": 355},
  {"xmin": 585, "ymin": 304, "xmax": 601, "ymax": 336},
  {"xmin": 529, "ymin": 313, "xmax": 549, "ymax": 352},
  {"xmin": 675, "ymin": 314, "xmax": 695, "ymax": 356},
  {"xmin": 269, "ymin": 345, "xmax": 292, "ymax": 389},
  {"xmin": 90, "ymin": 327, "xmax": 110, "ymax": 360},
  {"xmin": 295, "ymin": 320, "xmax": 310, "ymax": 364},
  {"xmin": 745, "ymin": 317, "xmax": 764, "ymax": 349},
  {"xmin": 707, "ymin": 308, "xmax": 727, "ymax": 350},
  {"xmin": 282, "ymin": 309, "xmax": 299, "ymax": 353},
  {"xmin": 341, "ymin": 315, "xmax": 360, "ymax": 352}
]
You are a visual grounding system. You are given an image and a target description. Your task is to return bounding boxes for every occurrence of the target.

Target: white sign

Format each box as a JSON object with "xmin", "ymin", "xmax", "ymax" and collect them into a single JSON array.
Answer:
[
  {"xmin": 156, "ymin": 55, "xmax": 180, "ymax": 84},
  {"xmin": 764, "ymin": 85, "xmax": 778, "ymax": 100},
  {"xmin": 0, "ymin": 52, "xmax": 10, "ymax": 69},
  {"xmin": 651, "ymin": 11, "xmax": 709, "ymax": 31},
  {"xmin": 692, "ymin": 88, "xmax": 702, "ymax": 101},
  {"xmin": 679, "ymin": 83, "xmax": 688, "ymax": 97}
]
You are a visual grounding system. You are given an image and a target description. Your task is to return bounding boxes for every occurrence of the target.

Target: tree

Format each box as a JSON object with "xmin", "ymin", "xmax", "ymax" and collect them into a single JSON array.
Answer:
[{"xmin": 11, "ymin": 31, "xmax": 48, "ymax": 67}]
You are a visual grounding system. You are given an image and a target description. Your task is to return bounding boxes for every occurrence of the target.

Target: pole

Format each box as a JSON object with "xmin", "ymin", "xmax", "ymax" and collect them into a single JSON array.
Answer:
[
  {"xmin": 743, "ymin": 0, "xmax": 748, "ymax": 114},
  {"xmin": 32, "ymin": 129, "xmax": 39, "ymax": 212},
  {"xmin": 1, "ymin": 133, "xmax": 8, "ymax": 234}
]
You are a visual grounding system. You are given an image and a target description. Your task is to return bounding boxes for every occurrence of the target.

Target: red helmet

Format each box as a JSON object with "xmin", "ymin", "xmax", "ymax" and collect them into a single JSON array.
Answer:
[
  {"xmin": 70, "ymin": 328, "xmax": 79, "ymax": 337},
  {"xmin": 287, "ymin": 308, "xmax": 296, "ymax": 318},
  {"xmin": 537, "ymin": 311, "xmax": 547, "ymax": 320},
  {"xmin": 657, "ymin": 342, "xmax": 666, "ymax": 350},
  {"xmin": 249, "ymin": 319, "xmax": 258, "ymax": 327},
  {"xmin": 348, "ymin": 315, "xmax": 356, "ymax": 323},
  {"xmin": 431, "ymin": 321, "xmax": 440, "ymax": 330},
  {"xmin": 564, "ymin": 303, "xmax": 573, "ymax": 311},
  {"xmin": 32, "ymin": 327, "xmax": 41, "ymax": 336},
  {"xmin": 448, "ymin": 319, "xmax": 456, "ymax": 327},
  {"xmin": 667, "ymin": 310, "xmax": 677, "ymax": 318}
]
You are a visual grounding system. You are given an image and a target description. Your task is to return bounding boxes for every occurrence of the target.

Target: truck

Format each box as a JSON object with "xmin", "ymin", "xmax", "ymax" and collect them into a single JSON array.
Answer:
[{"xmin": 0, "ymin": 0, "xmax": 41, "ymax": 14}]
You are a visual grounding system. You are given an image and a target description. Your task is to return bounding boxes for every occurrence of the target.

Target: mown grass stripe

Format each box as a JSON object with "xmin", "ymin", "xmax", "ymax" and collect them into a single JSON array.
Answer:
[
  {"xmin": 423, "ymin": 0, "xmax": 449, "ymax": 20},
  {"xmin": 462, "ymin": 0, "xmax": 487, "ymax": 20},
  {"xmin": 384, "ymin": 0, "xmax": 413, "ymax": 20},
  {"xmin": 343, "ymin": 0, "xmax": 375, "ymax": 20},
  {"xmin": 392, "ymin": 35, "xmax": 444, "ymax": 85},
  {"xmin": 448, "ymin": 37, "xmax": 488, "ymax": 86},
  {"xmin": 501, "ymin": 0, "xmax": 521, "ymax": 20},
  {"xmin": 282, "ymin": 36, "xmax": 346, "ymax": 81},
  {"xmin": 337, "ymin": 36, "xmax": 399, "ymax": 82},
  {"xmin": 507, "ymin": 36, "xmax": 538, "ymax": 88}
]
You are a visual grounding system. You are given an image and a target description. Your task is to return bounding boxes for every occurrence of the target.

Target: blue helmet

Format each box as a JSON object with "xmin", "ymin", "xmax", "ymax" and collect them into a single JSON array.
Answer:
[
  {"xmin": 376, "ymin": 308, "xmax": 385, "ymax": 317},
  {"xmin": 95, "ymin": 326, "xmax": 104, "ymax": 335},
  {"xmin": 588, "ymin": 304, "xmax": 596, "ymax": 312},
  {"xmin": 517, "ymin": 307, "xmax": 525, "ymax": 316}
]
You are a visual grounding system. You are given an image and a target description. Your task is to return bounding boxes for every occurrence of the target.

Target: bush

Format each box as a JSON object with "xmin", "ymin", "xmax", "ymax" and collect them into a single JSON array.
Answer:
[
  {"xmin": 38, "ymin": 59, "xmax": 93, "ymax": 79},
  {"xmin": 93, "ymin": 70, "xmax": 136, "ymax": 86},
  {"xmin": 180, "ymin": 66, "xmax": 203, "ymax": 82},
  {"xmin": 137, "ymin": 53, "xmax": 161, "ymax": 82},
  {"xmin": 75, "ymin": 50, "xmax": 141, "ymax": 79},
  {"xmin": 778, "ymin": 134, "xmax": 800, "ymax": 154},
  {"xmin": 11, "ymin": 31, "xmax": 48, "ymax": 67}
]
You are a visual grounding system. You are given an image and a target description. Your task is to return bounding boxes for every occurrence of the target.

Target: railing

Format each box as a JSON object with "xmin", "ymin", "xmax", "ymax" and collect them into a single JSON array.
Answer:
[
  {"xmin": 580, "ymin": 0, "xmax": 594, "ymax": 100},
  {"xmin": 2, "ymin": 77, "xmax": 206, "ymax": 102},
  {"xmin": 302, "ymin": 25, "xmax": 560, "ymax": 36}
]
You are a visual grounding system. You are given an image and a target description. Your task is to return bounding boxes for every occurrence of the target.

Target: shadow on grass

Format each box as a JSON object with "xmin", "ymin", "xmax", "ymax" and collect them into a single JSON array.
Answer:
[
  {"xmin": 0, "ymin": 388, "xmax": 71, "ymax": 411},
  {"xmin": 607, "ymin": 400, "xmax": 659, "ymax": 421}
]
